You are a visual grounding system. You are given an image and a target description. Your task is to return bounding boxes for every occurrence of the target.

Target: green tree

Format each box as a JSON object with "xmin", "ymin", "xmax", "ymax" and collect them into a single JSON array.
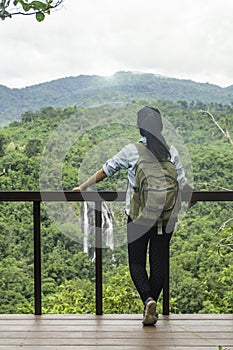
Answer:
[
  {"xmin": 201, "ymin": 110, "xmax": 233, "ymax": 147},
  {"xmin": 0, "ymin": 0, "xmax": 63, "ymax": 21},
  {"xmin": 25, "ymin": 139, "xmax": 42, "ymax": 157},
  {"xmin": 0, "ymin": 133, "xmax": 7, "ymax": 157},
  {"xmin": 103, "ymin": 266, "xmax": 142, "ymax": 314},
  {"xmin": 0, "ymin": 257, "xmax": 33, "ymax": 313}
]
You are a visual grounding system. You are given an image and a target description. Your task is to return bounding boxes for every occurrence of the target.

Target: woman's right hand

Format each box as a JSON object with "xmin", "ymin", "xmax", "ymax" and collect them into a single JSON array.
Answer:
[{"xmin": 73, "ymin": 186, "xmax": 83, "ymax": 191}]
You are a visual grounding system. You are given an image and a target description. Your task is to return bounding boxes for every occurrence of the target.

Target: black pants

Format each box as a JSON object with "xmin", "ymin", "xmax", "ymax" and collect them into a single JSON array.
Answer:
[{"xmin": 127, "ymin": 216, "xmax": 172, "ymax": 304}]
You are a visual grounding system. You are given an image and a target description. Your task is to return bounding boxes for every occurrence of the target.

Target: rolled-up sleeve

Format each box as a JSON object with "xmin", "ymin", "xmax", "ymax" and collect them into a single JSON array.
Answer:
[
  {"xmin": 103, "ymin": 144, "xmax": 131, "ymax": 177},
  {"xmin": 170, "ymin": 145, "xmax": 187, "ymax": 189}
]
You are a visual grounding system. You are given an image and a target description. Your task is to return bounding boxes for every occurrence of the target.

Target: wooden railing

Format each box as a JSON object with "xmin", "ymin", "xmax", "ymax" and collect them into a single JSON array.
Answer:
[{"xmin": 0, "ymin": 190, "xmax": 232, "ymax": 316}]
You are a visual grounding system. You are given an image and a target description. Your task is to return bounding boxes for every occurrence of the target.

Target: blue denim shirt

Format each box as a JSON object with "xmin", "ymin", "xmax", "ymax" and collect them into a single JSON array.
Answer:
[{"xmin": 103, "ymin": 137, "xmax": 187, "ymax": 215}]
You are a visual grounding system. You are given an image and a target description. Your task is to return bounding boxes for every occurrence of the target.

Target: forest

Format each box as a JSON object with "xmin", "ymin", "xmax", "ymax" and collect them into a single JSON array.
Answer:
[{"xmin": 0, "ymin": 99, "xmax": 232, "ymax": 315}]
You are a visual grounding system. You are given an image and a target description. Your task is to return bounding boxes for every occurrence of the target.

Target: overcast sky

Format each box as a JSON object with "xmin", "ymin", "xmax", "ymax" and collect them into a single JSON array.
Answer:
[{"xmin": 1, "ymin": 0, "xmax": 233, "ymax": 89}]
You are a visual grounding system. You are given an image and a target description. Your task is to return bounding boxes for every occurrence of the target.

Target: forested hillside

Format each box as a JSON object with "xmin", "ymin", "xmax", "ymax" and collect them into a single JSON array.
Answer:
[
  {"xmin": 1, "ymin": 71, "xmax": 233, "ymax": 126},
  {"xmin": 0, "ymin": 100, "xmax": 232, "ymax": 314}
]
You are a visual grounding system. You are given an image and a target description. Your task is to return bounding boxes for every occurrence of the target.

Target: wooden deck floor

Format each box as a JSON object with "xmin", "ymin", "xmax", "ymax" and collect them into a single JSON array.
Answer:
[{"xmin": 0, "ymin": 314, "xmax": 232, "ymax": 350}]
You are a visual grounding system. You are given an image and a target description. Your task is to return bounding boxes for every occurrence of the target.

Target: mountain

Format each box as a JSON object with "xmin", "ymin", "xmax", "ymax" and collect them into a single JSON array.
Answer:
[{"xmin": 1, "ymin": 71, "xmax": 233, "ymax": 126}]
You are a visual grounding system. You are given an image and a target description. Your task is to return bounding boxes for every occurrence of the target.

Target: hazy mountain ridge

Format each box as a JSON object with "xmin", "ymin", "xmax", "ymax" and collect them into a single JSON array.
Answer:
[{"xmin": 1, "ymin": 71, "xmax": 233, "ymax": 125}]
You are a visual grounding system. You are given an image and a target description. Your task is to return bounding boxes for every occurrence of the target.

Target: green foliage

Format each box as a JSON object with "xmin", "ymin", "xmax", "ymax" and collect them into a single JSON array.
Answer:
[
  {"xmin": 0, "ymin": 133, "xmax": 7, "ymax": 156},
  {"xmin": 103, "ymin": 265, "xmax": 142, "ymax": 314},
  {"xmin": 43, "ymin": 282, "xmax": 94, "ymax": 314},
  {"xmin": 0, "ymin": 0, "xmax": 63, "ymax": 21},
  {"xmin": 25, "ymin": 138, "xmax": 43, "ymax": 157},
  {"xmin": 170, "ymin": 202, "xmax": 233, "ymax": 314},
  {"xmin": 0, "ymin": 256, "xmax": 33, "ymax": 313},
  {"xmin": 41, "ymin": 266, "xmax": 143, "ymax": 314},
  {"xmin": 0, "ymin": 102, "xmax": 232, "ymax": 314}
]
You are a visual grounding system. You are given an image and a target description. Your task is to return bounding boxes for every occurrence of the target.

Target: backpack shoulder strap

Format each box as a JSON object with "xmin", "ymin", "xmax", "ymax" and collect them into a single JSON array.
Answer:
[{"xmin": 134, "ymin": 142, "xmax": 153, "ymax": 162}]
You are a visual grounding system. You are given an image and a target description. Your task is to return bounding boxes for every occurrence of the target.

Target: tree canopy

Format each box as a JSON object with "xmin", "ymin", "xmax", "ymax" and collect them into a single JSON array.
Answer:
[{"xmin": 0, "ymin": 0, "xmax": 64, "ymax": 21}]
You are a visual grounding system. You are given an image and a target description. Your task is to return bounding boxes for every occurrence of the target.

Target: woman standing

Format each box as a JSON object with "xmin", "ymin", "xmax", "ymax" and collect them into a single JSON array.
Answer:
[{"xmin": 73, "ymin": 106, "xmax": 190, "ymax": 325}]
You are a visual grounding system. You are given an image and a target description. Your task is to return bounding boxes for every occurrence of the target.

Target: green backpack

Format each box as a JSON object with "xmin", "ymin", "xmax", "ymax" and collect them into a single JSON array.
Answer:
[{"xmin": 130, "ymin": 143, "xmax": 180, "ymax": 228}]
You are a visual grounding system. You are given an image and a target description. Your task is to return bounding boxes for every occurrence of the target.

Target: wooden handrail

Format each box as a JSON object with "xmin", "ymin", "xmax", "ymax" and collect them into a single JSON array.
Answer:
[{"xmin": 0, "ymin": 190, "xmax": 232, "ymax": 202}]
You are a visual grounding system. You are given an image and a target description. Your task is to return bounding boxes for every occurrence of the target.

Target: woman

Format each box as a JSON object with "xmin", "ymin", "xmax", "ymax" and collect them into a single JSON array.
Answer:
[{"xmin": 73, "ymin": 106, "xmax": 190, "ymax": 325}]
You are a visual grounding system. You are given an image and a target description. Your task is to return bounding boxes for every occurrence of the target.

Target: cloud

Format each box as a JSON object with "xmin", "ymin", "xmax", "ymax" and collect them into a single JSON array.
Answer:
[{"xmin": 0, "ymin": 0, "xmax": 233, "ymax": 88}]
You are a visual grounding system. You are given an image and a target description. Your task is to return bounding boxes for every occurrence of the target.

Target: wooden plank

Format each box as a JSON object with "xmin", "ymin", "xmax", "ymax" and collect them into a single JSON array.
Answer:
[
  {"xmin": 1, "ymin": 338, "xmax": 231, "ymax": 347},
  {"xmin": 166, "ymin": 320, "xmax": 233, "ymax": 325},
  {"xmin": 0, "ymin": 325, "xmax": 231, "ymax": 333},
  {"xmin": 0, "ymin": 333, "xmax": 232, "ymax": 346},
  {"xmin": 0, "ymin": 331, "xmax": 204, "ymax": 339},
  {"xmin": 0, "ymin": 332, "xmax": 232, "ymax": 342},
  {"xmin": 0, "ymin": 313, "xmax": 231, "ymax": 320},
  {"xmin": 196, "ymin": 332, "xmax": 233, "ymax": 339},
  {"xmin": 0, "ymin": 346, "xmax": 229, "ymax": 350},
  {"xmin": 0, "ymin": 319, "xmax": 146, "ymax": 326},
  {"xmin": 0, "ymin": 317, "xmax": 231, "ymax": 328},
  {"xmin": 162, "ymin": 314, "xmax": 233, "ymax": 320},
  {"xmin": 0, "ymin": 318, "xmax": 231, "ymax": 325}
]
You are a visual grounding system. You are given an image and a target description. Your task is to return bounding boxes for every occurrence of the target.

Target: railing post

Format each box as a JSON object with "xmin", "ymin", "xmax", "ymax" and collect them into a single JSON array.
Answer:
[
  {"xmin": 163, "ymin": 240, "xmax": 170, "ymax": 315},
  {"xmin": 33, "ymin": 201, "xmax": 42, "ymax": 315},
  {"xmin": 95, "ymin": 201, "xmax": 103, "ymax": 315}
]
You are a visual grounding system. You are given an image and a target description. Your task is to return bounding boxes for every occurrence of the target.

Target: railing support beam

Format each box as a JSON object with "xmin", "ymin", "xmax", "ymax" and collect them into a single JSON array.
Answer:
[
  {"xmin": 33, "ymin": 201, "xmax": 42, "ymax": 315},
  {"xmin": 95, "ymin": 201, "xmax": 103, "ymax": 315}
]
